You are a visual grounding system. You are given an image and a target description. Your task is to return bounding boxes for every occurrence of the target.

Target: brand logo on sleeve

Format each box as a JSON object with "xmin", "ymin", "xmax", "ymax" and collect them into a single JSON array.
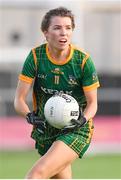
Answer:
[{"xmin": 92, "ymin": 72, "xmax": 98, "ymax": 81}]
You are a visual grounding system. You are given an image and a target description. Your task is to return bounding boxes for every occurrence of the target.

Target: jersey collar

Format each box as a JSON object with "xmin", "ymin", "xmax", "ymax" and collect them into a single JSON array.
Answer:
[{"xmin": 46, "ymin": 43, "xmax": 74, "ymax": 65}]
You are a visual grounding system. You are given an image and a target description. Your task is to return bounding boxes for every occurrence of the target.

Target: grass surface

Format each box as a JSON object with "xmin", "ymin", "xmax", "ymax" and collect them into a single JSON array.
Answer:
[{"xmin": 0, "ymin": 150, "xmax": 121, "ymax": 179}]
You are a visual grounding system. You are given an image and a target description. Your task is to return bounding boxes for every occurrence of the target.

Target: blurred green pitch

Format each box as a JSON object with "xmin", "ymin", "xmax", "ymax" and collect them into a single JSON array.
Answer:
[{"xmin": 0, "ymin": 150, "xmax": 121, "ymax": 179}]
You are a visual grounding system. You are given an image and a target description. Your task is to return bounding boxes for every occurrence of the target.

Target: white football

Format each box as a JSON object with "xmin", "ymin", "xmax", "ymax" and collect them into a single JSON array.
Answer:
[{"xmin": 44, "ymin": 94, "xmax": 79, "ymax": 129}]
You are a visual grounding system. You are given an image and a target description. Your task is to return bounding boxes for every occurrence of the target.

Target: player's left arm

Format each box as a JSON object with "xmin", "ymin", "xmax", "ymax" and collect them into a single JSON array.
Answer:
[
  {"xmin": 81, "ymin": 55, "xmax": 100, "ymax": 121},
  {"xmin": 83, "ymin": 88, "xmax": 98, "ymax": 121},
  {"xmin": 70, "ymin": 88, "xmax": 98, "ymax": 128}
]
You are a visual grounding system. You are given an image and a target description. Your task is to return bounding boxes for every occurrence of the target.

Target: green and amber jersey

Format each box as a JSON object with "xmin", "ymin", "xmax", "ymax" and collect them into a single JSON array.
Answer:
[{"xmin": 19, "ymin": 43, "xmax": 100, "ymax": 117}]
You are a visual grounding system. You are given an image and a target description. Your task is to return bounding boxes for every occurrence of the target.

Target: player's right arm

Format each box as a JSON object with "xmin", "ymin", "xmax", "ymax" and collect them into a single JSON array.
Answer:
[
  {"xmin": 14, "ymin": 49, "xmax": 36, "ymax": 117},
  {"xmin": 14, "ymin": 80, "xmax": 32, "ymax": 117}
]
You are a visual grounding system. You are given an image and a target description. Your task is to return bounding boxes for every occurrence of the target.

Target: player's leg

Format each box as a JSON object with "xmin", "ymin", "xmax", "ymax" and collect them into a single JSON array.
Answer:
[
  {"xmin": 25, "ymin": 140, "xmax": 78, "ymax": 179},
  {"xmin": 51, "ymin": 164, "xmax": 72, "ymax": 179}
]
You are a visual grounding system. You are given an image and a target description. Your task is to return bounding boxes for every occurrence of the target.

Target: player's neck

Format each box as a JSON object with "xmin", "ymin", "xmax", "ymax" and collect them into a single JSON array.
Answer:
[{"xmin": 47, "ymin": 44, "xmax": 71, "ymax": 62}]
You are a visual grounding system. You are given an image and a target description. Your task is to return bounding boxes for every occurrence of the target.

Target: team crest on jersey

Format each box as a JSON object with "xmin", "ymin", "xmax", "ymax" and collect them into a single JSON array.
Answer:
[
  {"xmin": 51, "ymin": 68, "xmax": 64, "ymax": 75},
  {"xmin": 68, "ymin": 75, "xmax": 78, "ymax": 85}
]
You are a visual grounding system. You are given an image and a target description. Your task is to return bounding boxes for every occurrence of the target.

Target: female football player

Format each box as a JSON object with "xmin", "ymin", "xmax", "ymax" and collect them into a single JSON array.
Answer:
[{"xmin": 14, "ymin": 7, "xmax": 100, "ymax": 179}]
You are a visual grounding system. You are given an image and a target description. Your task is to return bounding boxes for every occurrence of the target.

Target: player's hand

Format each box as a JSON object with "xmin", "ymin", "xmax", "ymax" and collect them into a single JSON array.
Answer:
[
  {"xmin": 62, "ymin": 112, "xmax": 87, "ymax": 131},
  {"xmin": 71, "ymin": 116, "xmax": 87, "ymax": 128},
  {"xmin": 26, "ymin": 111, "xmax": 46, "ymax": 134}
]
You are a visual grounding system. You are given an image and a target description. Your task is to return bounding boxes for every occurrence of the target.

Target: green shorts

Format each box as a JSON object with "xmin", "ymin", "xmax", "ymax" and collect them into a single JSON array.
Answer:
[{"xmin": 31, "ymin": 119, "xmax": 94, "ymax": 158}]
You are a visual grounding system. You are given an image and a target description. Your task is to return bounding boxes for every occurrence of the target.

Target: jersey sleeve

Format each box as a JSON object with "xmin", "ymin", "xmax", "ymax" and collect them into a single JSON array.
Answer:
[
  {"xmin": 82, "ymin": 56, "xmax": 100, "ymax": 91},
  {"xmin": 19, "ymin": 50, "xmax": 36, "ymax": 84}
]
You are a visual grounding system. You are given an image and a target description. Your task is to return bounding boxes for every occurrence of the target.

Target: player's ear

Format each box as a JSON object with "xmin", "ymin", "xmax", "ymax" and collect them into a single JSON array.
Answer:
[{"xmin": 43, "ymin": 31, "xmax": 48, "ymax": 40}]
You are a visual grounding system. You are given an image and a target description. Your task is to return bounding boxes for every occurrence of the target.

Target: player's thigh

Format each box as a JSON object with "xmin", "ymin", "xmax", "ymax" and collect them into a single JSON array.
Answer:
[
  {"xmin": 28, "ymin": 140, "xmax": 78, "ymax": 178},
  {"xmin": 51, "ymin": 164, "xmax": 72, "ymax": 179}
]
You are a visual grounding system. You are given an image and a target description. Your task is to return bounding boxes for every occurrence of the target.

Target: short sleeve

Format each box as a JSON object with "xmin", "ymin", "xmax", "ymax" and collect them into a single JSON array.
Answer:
[
  {"xmin": 82, "ymin": 56, "xmax": 100, "ymax": 91},
  {"xmin": 19, "ymin": 50, "xmax": 36, "ymax": 84}
]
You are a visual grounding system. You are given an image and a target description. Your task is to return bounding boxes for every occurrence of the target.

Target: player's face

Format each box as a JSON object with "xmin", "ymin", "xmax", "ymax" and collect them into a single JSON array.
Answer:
[{"xmin": 44, "ymin": 16, "xmax": 73, "ymax": 51}]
